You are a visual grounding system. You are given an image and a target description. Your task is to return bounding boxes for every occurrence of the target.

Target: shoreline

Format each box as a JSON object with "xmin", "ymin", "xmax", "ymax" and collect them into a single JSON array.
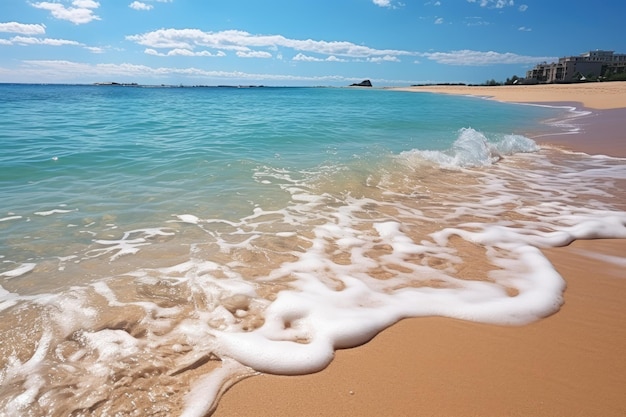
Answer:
[
  {"xmin": 214, "ymin": 84, "xmax": 626, "ymax": 417},
  {"xmin": 391, "ymin": 82, "xmax": 626, "ymax": 157}
]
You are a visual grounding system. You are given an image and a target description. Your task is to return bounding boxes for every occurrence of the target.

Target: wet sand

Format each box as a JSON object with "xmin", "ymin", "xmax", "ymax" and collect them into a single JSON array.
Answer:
[{"xmin": 214, "ymin": 84, "xmax": 626, "ymax": 417}]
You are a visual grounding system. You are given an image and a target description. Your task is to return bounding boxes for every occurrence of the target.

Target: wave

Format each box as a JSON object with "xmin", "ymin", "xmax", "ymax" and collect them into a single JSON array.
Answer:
[{"xmin": 402, "ymin": 128, "xmax": 540, "ymax": 168}]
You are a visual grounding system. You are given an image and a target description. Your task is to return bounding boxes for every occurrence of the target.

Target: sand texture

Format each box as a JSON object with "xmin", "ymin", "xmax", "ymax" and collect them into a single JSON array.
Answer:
[{"xmin": 214, "ymin": 83, "xmax": 626, "ymax": 417}]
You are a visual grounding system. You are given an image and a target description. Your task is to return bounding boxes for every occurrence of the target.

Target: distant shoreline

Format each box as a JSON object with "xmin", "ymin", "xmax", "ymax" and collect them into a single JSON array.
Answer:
[{"xmin": 388, "ymin": 81, "xmax": 626, "ymax": 110}]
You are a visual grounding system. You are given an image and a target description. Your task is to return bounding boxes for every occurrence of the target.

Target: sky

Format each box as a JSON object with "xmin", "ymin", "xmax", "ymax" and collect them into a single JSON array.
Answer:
[{"xmin": 1, "ymin": 0, "xmax": 625, "ymax": 86}]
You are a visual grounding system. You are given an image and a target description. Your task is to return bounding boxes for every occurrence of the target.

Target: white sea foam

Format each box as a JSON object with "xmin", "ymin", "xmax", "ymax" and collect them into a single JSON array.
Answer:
[
  {"xmin": 33, "ymin": 209, "xmax": 75, "ymax": 216},
  {"xmin": 85, "ymin": 228, "xmax": 176, "ymax": 261},
  {"xmin": 0, "ymin": 263, "xmax": 36, "ymax": 279},
  {"xmin": 1, "ymin": 139, "xmax": 626, "ymax": 416},
  {"xmin": 176, "ymin": 214, "xmax": 201, "ymax": 224},
  {"xmin": 0, "ymin": 216, "xmax": 22, "ymax": 222}
]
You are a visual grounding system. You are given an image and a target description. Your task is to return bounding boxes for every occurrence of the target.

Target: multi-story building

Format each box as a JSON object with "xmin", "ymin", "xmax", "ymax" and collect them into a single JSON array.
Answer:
[{"xmin": 526, "ymin": 50, "xmax": 626, "ymax": 83}]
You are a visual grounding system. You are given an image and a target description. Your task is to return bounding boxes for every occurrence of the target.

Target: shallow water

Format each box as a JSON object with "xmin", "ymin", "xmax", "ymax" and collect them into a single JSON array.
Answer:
[{"xmin": 1, "ymin": 84, "xmax": 625, "ymax": 416}]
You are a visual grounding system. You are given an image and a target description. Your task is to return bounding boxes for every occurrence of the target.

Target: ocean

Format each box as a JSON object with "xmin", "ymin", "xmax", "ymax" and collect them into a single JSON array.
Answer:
[{"xmin": 1, "ymin": 84, "xmax": 625, "ymax": 416}]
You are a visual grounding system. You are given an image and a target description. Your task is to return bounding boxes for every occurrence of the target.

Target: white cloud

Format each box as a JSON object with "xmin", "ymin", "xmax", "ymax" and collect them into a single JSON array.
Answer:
[
  {"xmin": 236, "ymin": 50, "xmax": 273, "ymax": 58},
  {"xmin": 373, "ymin": 0, "xmax": 403, "ymax": 8},
  {"xmin": 31, "ymin": 1, "xmax": 101, "ymax": 25},
  {"xmin": 85, "ymin": 46, "xmax": 104, "ymax": 53},
  {"xmin": 434, "ymin": 17, "xmax": 444, "ymax": 24},
  {"xmin": 10, "ymin": 36, "xmax": 81, "ymax": 47},
  {"xmin": 373, "ymin": 0, "xmax": 391, "ymax": 7},
  {"xmin": 292, "ymin": 53, "xmax": 346, "ymax": 62},
  {"xmin": 518, "ymin": 26, "xmax": 531, "ymax": 32},
  {"xmin": 129, "ymin": 2, "xmax": 153, "ymax": 11},
  {"xmin": 2, "ymin": 34, "xmax": 101, "ymax": 52},
  {"xmin": 0, "ymin": 22, "xmax": 46, "ymax": 35},
  {"xmin": 73, "ymin": 0, "xmax": 99, "ymax": 7},
  {"xmin": 127, "ymin": 29, "xmax": 412, "ymax": 60},
  {"xmin": 145, "ymin": 48, "xmax": 225, "ymax": 57},
  {"xmin": 519, "ymin": 4, "xmax": 528, "ymax": 11},
  {"xmin": 368, "ymin": 55, "xmax": 400, "ymax": 63},
  {"xmin": 293, "ymin": 53, "xmax": 321, "ymax": 62},
  {"xmin": 421, "ymin": 50, "xmax": 557, "ymax": 65}
]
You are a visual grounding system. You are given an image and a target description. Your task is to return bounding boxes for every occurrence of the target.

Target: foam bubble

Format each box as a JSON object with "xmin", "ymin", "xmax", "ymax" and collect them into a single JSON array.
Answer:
[
  {"xmin": 33, "ymin": 209, "xmax": 75, "ymax": 216},
  {"xmin": 0, "ymin": 263, "xmax": 36, "ymax": 279},
  {"xmin": 86, "ymin": 228, "xmax": 175, "ymax": 260},
  {"xmin": 0, "ymin": 216, "xmax": 22, "ymax": 222},
  {"xmin": 176, "ymin": 214, "xmax": 200, "ymax": 224}
]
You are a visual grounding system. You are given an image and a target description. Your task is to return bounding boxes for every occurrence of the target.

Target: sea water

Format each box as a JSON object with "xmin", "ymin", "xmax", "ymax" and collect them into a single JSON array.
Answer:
[{"xmin": 1, "ymin": 84, "xmax": 625, "ymax": 416}]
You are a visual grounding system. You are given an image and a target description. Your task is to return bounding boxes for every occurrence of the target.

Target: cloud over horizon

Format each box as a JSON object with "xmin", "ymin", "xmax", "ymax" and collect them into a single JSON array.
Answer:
[
  {"xmin": 126, "ymin": 28, "xmax": 414, "ymax": 60},
  {"xmin": 421, "ymin": 49, "xmax": 556, "ymax": 65}
]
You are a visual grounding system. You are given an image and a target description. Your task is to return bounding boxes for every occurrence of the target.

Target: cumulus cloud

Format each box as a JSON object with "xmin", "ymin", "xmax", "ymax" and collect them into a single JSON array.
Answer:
[
  {"xmin": 129, "ymin": 2, "xmax": 153, "ymax": 11},
  {"xmin": 372, "ymin": 0, "xmax": 403, "ymax": 8},
  {"xmin": 236, "ymin": 50, "xmax": 273, "ymax": 58},
  {"xmin": 421, "ymin": 50, "xmax": 556, "ymax": 65},
  {"xmin": 519, "ymin": 4, "xmax": 528, "ymax": 11},
  {"xmin": 126, "ymin": 28, "xmax": 412, "ymax": 60},
  {"xmin": 434, "ymin": 17, "xmax": 444, "ymax": 24},
  {"xmin": 518, "ymin": 26, "xmax": 531, "ymax": 32},
  {"xmin": 0, "ymin": 22, "xmax": 46, "ymax": 35},
  {"xmin": 293, "ymin": 53, "xmax": 321, "ymax": 62},
  {"xmin": 31, "ymin": 0, "xmax": 101, "ymax": 25},
  {"xmin": 292, "ymin": 53, "xmax": 346, "ymax": 62}
]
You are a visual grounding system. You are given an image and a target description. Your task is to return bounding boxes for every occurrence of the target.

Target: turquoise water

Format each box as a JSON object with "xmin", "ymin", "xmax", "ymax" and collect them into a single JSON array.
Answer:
[
  {"xmin": 2, "ymin": 84, "xmax": 625, "ymax": 416},
  {"xmin": 1, "ymin": 84, "xmax": 555, "ymax": 264}
]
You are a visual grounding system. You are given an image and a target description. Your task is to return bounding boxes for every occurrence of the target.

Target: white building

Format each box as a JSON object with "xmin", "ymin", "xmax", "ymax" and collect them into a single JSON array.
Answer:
[{"xmin": 526, "ymin": 50, "xmax": 626, "ymax": 83}]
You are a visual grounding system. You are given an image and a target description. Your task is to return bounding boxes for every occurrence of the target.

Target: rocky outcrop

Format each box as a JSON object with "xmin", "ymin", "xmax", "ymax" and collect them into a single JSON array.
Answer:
[{"xmin": 350, "ymin": 79, "xmax": 372, "ymax": 87}]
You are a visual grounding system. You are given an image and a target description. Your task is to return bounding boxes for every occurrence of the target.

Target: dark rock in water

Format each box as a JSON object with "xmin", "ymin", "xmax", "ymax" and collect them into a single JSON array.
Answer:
[{"xmin": 350, "ymin": 79, "xmax": 372, "ymax": 87}]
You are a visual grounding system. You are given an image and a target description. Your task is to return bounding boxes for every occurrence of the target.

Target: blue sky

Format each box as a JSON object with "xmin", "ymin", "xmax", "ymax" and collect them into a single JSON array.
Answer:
[{"xmin": 1, "ymin": 0, "xmax": 625, "ymax": 86}]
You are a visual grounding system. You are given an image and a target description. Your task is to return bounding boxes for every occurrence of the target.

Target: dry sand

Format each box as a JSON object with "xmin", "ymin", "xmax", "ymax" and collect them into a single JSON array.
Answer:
[
  {"xmin": 214, "ymin": 83, "xmax": 626, "ymax": 417},
  {"xmin": 394, "ymin": 82, "xmax": 626, "ymax": 110}
]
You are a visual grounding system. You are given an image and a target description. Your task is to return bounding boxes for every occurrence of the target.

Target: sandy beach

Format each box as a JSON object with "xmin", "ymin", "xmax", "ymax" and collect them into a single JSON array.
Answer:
[
  {"xmin": 393, "ymin": 82, "xmax": 626, "ymax": 110},
  {"xmin": 214, "ymin": 83, "xmax": 626, "ymax": 417}
]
